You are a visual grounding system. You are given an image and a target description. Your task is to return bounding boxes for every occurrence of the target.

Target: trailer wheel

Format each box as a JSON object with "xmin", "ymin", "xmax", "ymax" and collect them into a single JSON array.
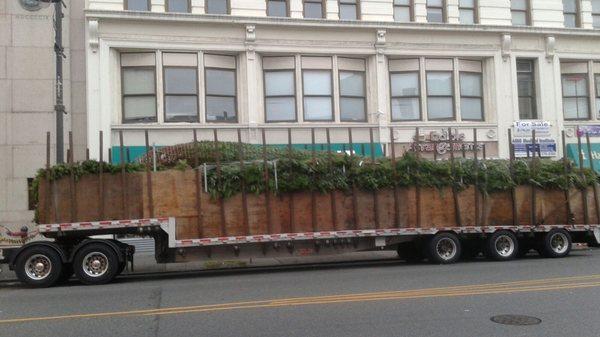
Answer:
[
  {"xmin": 542, "ymin": 229, "xmax": 572, "ymax": 258},
  {"xmin": 485, "ymin": 231, "xmax": 519, "ymax": 261},
  {"xmin": 427, "ymin": 233, "xmax": 461, "ymax": 264},
  {"xmin": 73, "ymin": 243, "xmax": 120, "ymax": 285},
  {"xmin": 14, "ymin": 246, "xmax": 63, "ymax": 288}
]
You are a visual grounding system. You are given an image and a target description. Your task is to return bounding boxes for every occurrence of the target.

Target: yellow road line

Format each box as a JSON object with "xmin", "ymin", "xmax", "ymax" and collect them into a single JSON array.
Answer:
[{"xmin": 2, "ymin": 274, "xmax": 600, "ymax": 325}]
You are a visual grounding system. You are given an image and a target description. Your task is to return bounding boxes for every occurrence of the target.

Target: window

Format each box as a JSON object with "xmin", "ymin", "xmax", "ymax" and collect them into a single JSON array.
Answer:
[
  {"xmin": 304, "ymin": 0, "xmax": 325, "ymax": 18},
  {"xmin": 206, "ymin": 0, "xmax": 229, "ymax": 14},
  {"xmin": 459, "ymin": 0, "xmax": 477, "ymax": 24},
  {"xmin": 596, "ymin": 74, "xmax": 600, "ymax": 117},
  {"xmin": 303, "ymin": 70, "xmax": 333, "ymax": 121},
  {"xmin": 516, "ymin": 60, "xmax": 537, "ymax": 119},
  {"xmin": 562, "ymin": 74, "xmax": 589, "ymax": 120},
  {"xmin": 427, "ymin": 71, "xmax": 453, "ymax": 120},
  {"xmin": 391, "ymin": 72, "xmax": 420, "ymax": 121},
  {"xmin": 125, "ymin": 0, "xmax": 150, "ymax": 11},
  {"xmin": 563, "ymin": 0, "xmax": 581, "ymax": 28},
  {"xmin": 205, "ymin": 55, "xmax": 237, "ymax": 122},
  {"xmin": 339, "ymin": 0, "xmax": 359, "ymax": 20},
  {"xmin": 511, "ymin": 0, "xmax": 530, "ymax": 26},
  {"xmin": 163, "ymin": 53, "xmax": 198, "ymax": 122},
  {"xmin": 393, "ymin": 0, "xmax": 412, "ymax": 22},
  {"xmin": 339, "ymin": 71, "xmax": 366, "ymax": 121},
  {"xmin": 593, "ymin": 0, "xmax": 600, "ymax": 28},
  {"xmin": 460, "ymin": 72, "xmax": 483, "ymax": 120},
  {"xmin": 267, "ymin": 0, "xmax": 288, "ymax": 17},
  {"xmin": 121, "ymin": 53, "xmax": 157, "ymax": 123},
  {"xmin": 427, "ymin": 0, "xmax": 445, "ymax": 23},
  {"xmin": 167, "ymin": 0, "xmax": 190, "ymax": 12},
  {"xmin": 265, "ymin": 71, "xmax": 296, "ymax": 122}
]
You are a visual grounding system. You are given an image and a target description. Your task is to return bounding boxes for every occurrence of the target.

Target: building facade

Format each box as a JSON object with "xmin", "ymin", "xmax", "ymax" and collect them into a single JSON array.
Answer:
[{"xmin": 3, "ymin": 0, "xmax": 600, "ymax": 226}]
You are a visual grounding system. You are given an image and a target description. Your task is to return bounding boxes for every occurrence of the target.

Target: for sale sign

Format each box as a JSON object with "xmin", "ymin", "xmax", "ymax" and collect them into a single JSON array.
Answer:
[{"xmin": 512, "ymin": 120, "xmax": 556, "ymax": 158}]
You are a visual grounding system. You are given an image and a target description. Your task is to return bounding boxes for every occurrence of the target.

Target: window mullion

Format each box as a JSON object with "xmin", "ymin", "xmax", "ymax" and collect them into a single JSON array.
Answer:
[
  {"xmin": 333, "ymin": 56, "xmax": 340, "ymax": 123},
  {"xmin": 198, "ymin": 52, "xmax": 205, "ymax": 124},
  {"xmin": 156, "ymin": 51, "xmax": 165, "ymax": 124},
  {"xmin": 454, "ymin": 58, "xmax": 461, "ymax": 122}
]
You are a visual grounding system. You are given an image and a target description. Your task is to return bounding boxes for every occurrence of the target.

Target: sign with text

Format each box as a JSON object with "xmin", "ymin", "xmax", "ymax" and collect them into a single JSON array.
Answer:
[
  {"xmin": 566, "ymin": 143, "xmax": 600, "ymax": 172},
  {"xmin": 512, "ymin": 120, "xmax": 556, "ymax": 157},
  {"xmin": 576, "ymin": 125, "xmax": 600, "ymax": 137}
]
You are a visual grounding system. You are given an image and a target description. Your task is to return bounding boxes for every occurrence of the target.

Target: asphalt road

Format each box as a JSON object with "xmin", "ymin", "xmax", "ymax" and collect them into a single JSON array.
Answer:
[{"xmin": 1, "ymin": 250, "xmax": 600, "ymax": 337}]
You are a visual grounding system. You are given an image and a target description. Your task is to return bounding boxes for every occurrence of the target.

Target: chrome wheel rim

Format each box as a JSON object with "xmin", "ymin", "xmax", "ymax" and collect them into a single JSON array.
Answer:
[
  {"xmin": 550, "ymin": 233, "xmax": 569, "ymax": 254},
  {"xmin": 494, "ymin": 235, "xmax": 515, "ymax": 257},
  {"xmin": 436, "ymin": 238, "xmax": 457, "ymax": 261},
  {"xmin": 25, "ymin": 254, "xmax": 52, "ymax": 280},
  {"xmin": 82, "ymin": 252, "xmax": 109, "ymax": 278}
]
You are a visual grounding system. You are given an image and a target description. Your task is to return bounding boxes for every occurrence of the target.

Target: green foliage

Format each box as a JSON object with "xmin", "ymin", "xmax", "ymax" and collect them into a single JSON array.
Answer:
[{"xmin": 33, "ymin": 142, "xmax": 600, "ymax": 204}]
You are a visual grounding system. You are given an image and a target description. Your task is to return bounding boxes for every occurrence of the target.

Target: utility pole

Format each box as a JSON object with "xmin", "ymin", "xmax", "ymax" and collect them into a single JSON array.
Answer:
[{"xmin": 54, "ymin": 0, "xmax": 66, "ymax": 164}]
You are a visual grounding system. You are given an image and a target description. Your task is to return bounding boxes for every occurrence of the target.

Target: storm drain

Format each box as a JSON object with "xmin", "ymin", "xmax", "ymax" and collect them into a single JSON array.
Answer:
[{"xmin": 490, "ymin": 315, "xmax": 542, "ymax": 326}]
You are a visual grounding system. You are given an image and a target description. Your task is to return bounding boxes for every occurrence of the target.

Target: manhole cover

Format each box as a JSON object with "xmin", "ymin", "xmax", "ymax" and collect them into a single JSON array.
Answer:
[{"xmin": 490, "ymin": 315, "xmax": 542, "ymax": 326}]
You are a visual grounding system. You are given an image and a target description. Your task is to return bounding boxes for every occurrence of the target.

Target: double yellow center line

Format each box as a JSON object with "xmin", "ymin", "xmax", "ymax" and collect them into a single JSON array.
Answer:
[{"xmin": 2, "ymin": 274, "xmax": 600, "ymax": 325}]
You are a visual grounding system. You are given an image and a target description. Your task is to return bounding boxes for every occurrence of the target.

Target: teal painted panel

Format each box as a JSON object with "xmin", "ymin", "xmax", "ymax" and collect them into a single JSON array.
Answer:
[
  {"xmin": 566, "ymin": 143, "xmax": 600, "ymax": 172},
  {"xmin": 111, "ymin": 143, "xmax": 384, "ymax": 164}
]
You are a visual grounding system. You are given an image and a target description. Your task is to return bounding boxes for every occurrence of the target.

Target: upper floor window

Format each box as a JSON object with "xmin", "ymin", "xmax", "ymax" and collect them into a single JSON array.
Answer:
[
  {"xmin": 458, "ymin": 0, "xmax": 477, "ymax": 24},
  {"xmin": 511, "ymin": 0, "xmax": 530, "ymax": 26},
  {"xmin": 561, "ymin": 63, "xmax": 590, "ymax": 120},
  {"xmin": 267, "ymin": 0, "xmax": 288, "ymax": 17},
  {"xmin": 125, "ymin": 0, "xmax": 150, "ymax": 11},
  {"xmin": 302, "ymin": 58, "xmax": 333, "ymax": 121},
  {"xmin": 205, "ymin": 55, "xmax": 238, "ymax": 122},
  {"xmin": 304, "ymin": 0, "xmax": 325, "ymax": 18},
  {"xmin": 563, "ymin": 0, "xmax": 581, "ymax": 28},
  {"xmin": 516, "ymin": 59, "xmax": 537, "ymax": 119},
  {"xmin": 167, "ymin": 0, "xmax": 190, "ymax": 12},
  {"xmin": 595, "ymin": 73, "xmax": 600, "ymax": 117},
  {"xmin": 206, "ymin": 0, "xmax": 229, "ymax": 14},
  {"xmin": 593, "ymin": 0, "xmax": 600, "ymax": 28},
  {"xmin": 393, "ymin": 0, "xmax": 413, "ymax": 22},
  {"xmin": 389, "ymin": 58, "xmax": 483, "ymax": 122},
  {"xmin": 263, "ymin": 57, "xmax": 297, "ymax": 122},
  {"xmin": 426, "ymin": 0, "xmax": 445, "ymax": 23},
  {"xmin": 339, "ymin": 58, "xmax": 366, "ymax": 122},
  {"xmin": 339, "ymin": 0, "xmax": 359, "ymax": 20},
  {"xmin": 163, "ymin": 53, "xmax": 198, "ymax": 122},
  {"xmin": 121, "ymin": 53, "xmax": 157, "ymax": 123}
]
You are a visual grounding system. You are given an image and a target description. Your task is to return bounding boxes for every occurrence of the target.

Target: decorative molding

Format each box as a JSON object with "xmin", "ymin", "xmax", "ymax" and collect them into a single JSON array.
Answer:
[
  {"xmin": 89, "ymin": 19, "xmax": 99, "ymax": 53},
  {"xmin": 246, "ymin": 25, "xmax": 256, "ymax": 43},
  {"xmin": 545, "ymin": 35, "xmax": 556, "ymax": 62},
  {"xmin": 501, "ymin": 34, "xmax": 511, "ymax": 61}
]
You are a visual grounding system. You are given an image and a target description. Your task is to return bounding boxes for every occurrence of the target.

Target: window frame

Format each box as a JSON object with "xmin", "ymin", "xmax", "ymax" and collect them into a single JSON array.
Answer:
[
  {"xmin": 562, "ymin": 0, "xmax": 581, "ymax": 28},
  {"xmin": 204, "ymin": 64, "xmax": 238, "ymax": 123},
  {"xmin": 162, "ymin": 65, "xmax": 199, "ymax": 123},
  {"xmin": 593, "ymin": 0, "xmax": 600, "ymax": 28},
  {"xmin": 516, "ymin": 59, "xmax": 538, "ymax": 120},
  {"xmin": 426, "ymin": 0, "xmax": 446, "ymax": 23},
  {"xmin": 338, "ymin": 69, "xmax": 367, "ymax": 122},
  {"xmin": 124, "ymin": 0, "xmax": 151, "ymax": 11},
  {"xmin": 596, "ymin": 73, "xmax": 600, "ymax": 118},
  {"xmin": 205, "ymin": 0, "xmax": 231, "ymax": 14},
  {"xmin": 263, "ymin": 69, "xmax": 298, "ymax": 123},
  {"xmin": 393, "ymin": 0, "xmax": 414, "ymax": 22},
  {"xmin": 459, "ymin": 70, "xmax": 484, "ymax": 121},
  {"xmin": 303, "ymin": 0, "xmax": 326, "ymax": 19},
  {"xmin": 301, "ymin": 68, "xmax": 335, "ymax": 122},
  {"xmin": 562, "ymin": 73, "xmax": 590, "ymax": 120},
  {"xmin": 425, "ymin": 70, "xmax": 455, "ymax": 121},
  {"xmin": 121, "ymin": 65, "xmax": 158, "ymax": 124},
  {"xmin": 389, "ymin": 70, "xmax": 422, "ymax": 122},
  {"xmin": 458, "ymin": 0, "xmax": 478, "ymax": 24},
  {"xmin": 166, "ymin": 0, "xmax": 191, "ymax": 13},
  {"xmin": 266, "ymin": 0, "xmax": 290, "ymax": 17},
  {"xmin": 339, "ymin": 0, "xmax": 360, "ymax": 20},
  {"xmin": 511, "ymin": 0, "xmax": 531, "ymax": 26}
]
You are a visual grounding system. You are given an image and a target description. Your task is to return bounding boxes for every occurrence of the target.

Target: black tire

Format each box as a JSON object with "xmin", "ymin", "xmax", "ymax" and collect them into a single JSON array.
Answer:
[
  {"xmin": 485, "ymin": 230, "xmax": 519, "ymax": 261},
  {"xmin": 57, "ymin": 264, "xmax": 74, "ymax": 284},
  {"xmin": 73, "ymin": 243, "xmax": 120, "ymax": 285},
  {"xmin": 541, "ymin": 229, "xmax": 572, "ymax": 258},
  {"xmin": 397, "ymin": 241, "xmax": 425, "ymax": 263},
  {"xmin": 14, "ymin": 245, "xmax": 63, "ymax": 288},
  {"xmin": 427, "ymin": 233, "xmax": 461, "ymax": 264}
]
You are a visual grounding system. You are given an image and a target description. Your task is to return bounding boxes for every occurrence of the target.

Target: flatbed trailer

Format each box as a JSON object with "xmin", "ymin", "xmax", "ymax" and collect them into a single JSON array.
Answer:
[
  {"xmin": 1, "ymin": 216, "xmax": 599, "ymax": 288},
  {"xmin": 3, "ymin": 125, "xmax": 600, "ymax": 288}
]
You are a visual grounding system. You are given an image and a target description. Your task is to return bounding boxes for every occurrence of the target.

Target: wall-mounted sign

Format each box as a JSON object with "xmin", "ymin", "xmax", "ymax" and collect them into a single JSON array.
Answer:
[
  {"xmin": 409, "ymin": 129, "xmax": 486, "ymax": 155},
  {"xmin": 566, "ymin": 143, "xmax": 600, "ymax": 172},
  {"xmin": 576, "ymin": 125, "xmax": 600, "ymax": 137},
  {"xmin": 512, "ymin": 120, "xmax": 556, "ymax": 158}
]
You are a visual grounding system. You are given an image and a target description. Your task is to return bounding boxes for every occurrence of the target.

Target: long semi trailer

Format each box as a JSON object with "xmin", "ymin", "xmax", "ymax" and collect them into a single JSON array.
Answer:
[{"xmin": 1, "ymin": 126, "xmax": 600, "ymax": 288}]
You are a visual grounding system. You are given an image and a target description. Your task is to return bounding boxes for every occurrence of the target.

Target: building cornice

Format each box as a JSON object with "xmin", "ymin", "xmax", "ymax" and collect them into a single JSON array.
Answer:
[{"xmin": 85, "ymin": 10, "xmax": 600, "ymax": 38}]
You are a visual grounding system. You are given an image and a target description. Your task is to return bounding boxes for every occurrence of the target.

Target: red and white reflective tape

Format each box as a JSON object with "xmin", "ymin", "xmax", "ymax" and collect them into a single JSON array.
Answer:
[
  {"xmin": 174, "ymin": 224, "xmax": 600, "ymax": 248},
  {"xmin": 38, "ymin": 217, "xmax": 171, "ymax": 233}
]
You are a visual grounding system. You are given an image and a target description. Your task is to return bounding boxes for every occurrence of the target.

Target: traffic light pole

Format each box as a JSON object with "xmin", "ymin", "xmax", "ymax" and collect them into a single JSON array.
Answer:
[{"xmin": 54, "ymin": 0, "xmax": 65, "ymax": 164}]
